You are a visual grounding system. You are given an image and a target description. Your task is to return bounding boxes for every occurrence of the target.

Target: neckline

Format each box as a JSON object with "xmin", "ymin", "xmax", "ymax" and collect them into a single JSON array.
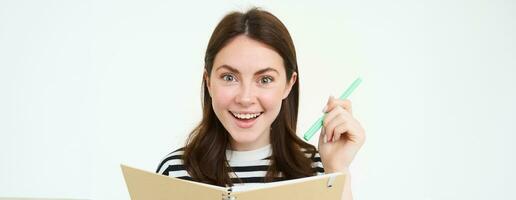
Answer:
[{"xmin": 226, "ymin": 144, "xmax": 272, "ymax": 162}]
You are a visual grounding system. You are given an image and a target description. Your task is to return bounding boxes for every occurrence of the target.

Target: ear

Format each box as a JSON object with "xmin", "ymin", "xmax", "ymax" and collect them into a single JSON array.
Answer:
[
  {"xmin": 282, "ymin": 72, "xmax": 297, "ymax": 99},
  {"xmin": 204, "ymin": 70, "xmax": 212, "ymax": 97}
]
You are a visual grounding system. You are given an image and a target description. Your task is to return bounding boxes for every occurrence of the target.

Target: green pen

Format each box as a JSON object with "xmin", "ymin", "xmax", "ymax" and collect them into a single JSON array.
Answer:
[{"xmin": 303, "ymin": 77, "xmax": 363, "ymax": 141}]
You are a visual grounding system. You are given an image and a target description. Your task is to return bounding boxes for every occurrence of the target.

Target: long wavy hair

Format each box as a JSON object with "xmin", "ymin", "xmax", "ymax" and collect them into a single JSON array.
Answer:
[{"xmin": 182, "ymin": 8, "xmax": 317, "ymax": 187}]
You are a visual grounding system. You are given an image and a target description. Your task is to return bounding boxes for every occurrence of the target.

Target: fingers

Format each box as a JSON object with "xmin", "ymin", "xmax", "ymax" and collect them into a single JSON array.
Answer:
[
  {"xmin": 324, "ymin": 96, "xmax": 353, "ymax": 115},
  {"xmin": 322, "ymin": 107, "xmax": 353, "ymax": 143},
  {"xmin": 322, "ymin": 106, "xmax": 341, "ymax": 128},
  {"xmin": 321, "ymin": 96, "xmax": 356, "ymax": 143},
  {"xmin": 331, "ymin": 123, "xmax": 349, "ymax": 142}
]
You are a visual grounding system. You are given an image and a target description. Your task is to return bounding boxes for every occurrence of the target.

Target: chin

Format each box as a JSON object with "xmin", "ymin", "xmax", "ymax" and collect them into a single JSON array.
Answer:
[{"xmin": 228, "ymin": 130, "xmax": 262, "ymax": 144}]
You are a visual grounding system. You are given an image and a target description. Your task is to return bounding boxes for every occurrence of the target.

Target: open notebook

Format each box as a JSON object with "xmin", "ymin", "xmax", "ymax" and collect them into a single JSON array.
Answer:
[{"xmin": 121, "ymin": 164, "xmax": 345, "ymax": 200}]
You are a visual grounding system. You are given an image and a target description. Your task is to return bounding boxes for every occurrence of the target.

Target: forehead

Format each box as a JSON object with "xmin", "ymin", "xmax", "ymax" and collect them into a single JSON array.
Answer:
[{"xmin": 213, "ymin": 35, "xmax": 285, "ymax": 74}]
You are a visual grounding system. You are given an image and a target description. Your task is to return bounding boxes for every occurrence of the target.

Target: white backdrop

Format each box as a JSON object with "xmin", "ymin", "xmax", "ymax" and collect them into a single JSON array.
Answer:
[{"xmin": 1, "ymin": 0, "xmax": 515, "ymax": 199}]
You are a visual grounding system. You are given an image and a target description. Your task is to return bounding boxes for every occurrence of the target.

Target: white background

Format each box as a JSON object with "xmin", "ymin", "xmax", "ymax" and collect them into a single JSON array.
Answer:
[{"xmin": 1, "ymin": 0, "xmax": 515, "ymax": 199}]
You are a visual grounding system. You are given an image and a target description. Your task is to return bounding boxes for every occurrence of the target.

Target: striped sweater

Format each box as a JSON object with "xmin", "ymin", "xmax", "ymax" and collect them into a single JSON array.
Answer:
[{"xmin": 156, "ymin": 144, "xmax": 325, "ymax": 187}]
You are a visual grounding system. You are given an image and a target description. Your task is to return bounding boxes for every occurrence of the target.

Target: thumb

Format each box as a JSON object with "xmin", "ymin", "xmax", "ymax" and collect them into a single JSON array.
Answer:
[
  {"xmin": 323, "ymin": 96, "xmax": 334, "ymax": 113},
  {"xmin": 326, "ymin": 95, "xmax": 335, "ymax": 104}
]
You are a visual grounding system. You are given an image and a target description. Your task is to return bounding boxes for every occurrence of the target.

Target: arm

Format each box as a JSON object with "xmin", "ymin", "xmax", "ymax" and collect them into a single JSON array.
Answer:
[
  {"xmin": 318, "ymin": 97, "xmax": 366, "ymax": 200},
  {"xmin": 341, "ymin": 169, "xmax": 352, "ymax": 200},
  {"xmin": 326, "ymin": 168, "xmax": 352, "ymax": 200}
]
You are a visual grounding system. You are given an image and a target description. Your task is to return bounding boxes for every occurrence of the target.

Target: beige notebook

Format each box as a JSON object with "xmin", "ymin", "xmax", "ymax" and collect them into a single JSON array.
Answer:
[{"xmin": 121, "ymin": 164, "xmax": 345, "ymax": 200}]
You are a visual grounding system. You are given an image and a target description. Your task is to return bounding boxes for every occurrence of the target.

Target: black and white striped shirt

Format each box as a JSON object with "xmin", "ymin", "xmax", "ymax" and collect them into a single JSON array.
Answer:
[{"xmin": 156, "ymin": 144, "xmax": 325, "ymax": 187}]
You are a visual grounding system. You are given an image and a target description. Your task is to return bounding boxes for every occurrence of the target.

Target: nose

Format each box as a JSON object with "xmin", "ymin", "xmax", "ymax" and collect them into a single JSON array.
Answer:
[{"xmin": 235, "ymin": 84, "xmax": 255, "ymax": 106}]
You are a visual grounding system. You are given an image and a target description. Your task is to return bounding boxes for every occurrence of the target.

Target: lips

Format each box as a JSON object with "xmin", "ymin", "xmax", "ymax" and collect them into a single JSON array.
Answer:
[
  {"xmin": 230, "ymin": 111, "xmax": 262, "ymax": 119},
  {"xmin": 229, "ymin": 111, "xmax": 263, "ymax": 128}
]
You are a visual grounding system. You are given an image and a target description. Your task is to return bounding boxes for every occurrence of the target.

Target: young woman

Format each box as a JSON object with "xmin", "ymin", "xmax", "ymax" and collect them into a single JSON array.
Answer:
[{"xmin": 156, "ymin": 8, "xmax": 365, "ymax": 199}]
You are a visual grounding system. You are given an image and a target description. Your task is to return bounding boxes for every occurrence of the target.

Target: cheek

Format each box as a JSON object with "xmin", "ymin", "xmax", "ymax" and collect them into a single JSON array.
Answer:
[
  {"xmin": 211, "ymin": 87, "xmax": 235, "ymax": 108},
  {"xmin": 259, "ymin": 90, "xmax": 285, "ymax": 110}
]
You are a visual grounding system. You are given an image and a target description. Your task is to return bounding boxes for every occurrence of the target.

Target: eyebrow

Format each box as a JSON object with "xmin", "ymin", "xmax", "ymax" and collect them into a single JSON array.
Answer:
[{"xmin": 215, "ymin": 64, "xmax": 279, "ymax": 75}]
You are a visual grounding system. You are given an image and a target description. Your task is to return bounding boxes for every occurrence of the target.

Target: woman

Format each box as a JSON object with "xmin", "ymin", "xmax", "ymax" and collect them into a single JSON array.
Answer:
[{"xmin": 156, "ymin": 8, "xmax": 365, "ymax": 199}]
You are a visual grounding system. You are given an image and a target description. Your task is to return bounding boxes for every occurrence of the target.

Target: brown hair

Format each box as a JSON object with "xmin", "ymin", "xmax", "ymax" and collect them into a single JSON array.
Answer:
[{"xmin": 182, "ymin": 8, "xmax": 317, "ymax": 187}]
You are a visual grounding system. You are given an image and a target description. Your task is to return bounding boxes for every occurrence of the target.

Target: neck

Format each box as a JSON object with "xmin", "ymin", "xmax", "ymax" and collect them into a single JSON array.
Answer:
[
  {"xmin": 229, "ymin": 128, "xmax": 271, "ymax": 151},
  {"xmin": 230, "ymin": 141, "xmax": 271, "ymax": 151}
]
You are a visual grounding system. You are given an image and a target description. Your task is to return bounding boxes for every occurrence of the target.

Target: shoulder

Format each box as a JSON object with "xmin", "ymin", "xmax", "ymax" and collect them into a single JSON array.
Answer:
[
  {"xmin": 310, "ymin": 152, "xmax": 325, "ymax": 175},
  {"xmin": 155, "ymin": 147, "xmax": 190, "ymax": 179},
  {"xmin": 301, "ymin": 147, "xmax": 325, "ymax": 175}
]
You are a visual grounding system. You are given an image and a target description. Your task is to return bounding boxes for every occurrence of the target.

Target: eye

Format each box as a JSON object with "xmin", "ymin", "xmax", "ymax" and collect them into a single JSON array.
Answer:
[
  {"xmin": 259, "ymin": 76, "xmax": 274, "ymax": 84},
  {"xmin": 221, "ymin": 73, "xmax": 236, "ymax": 82}
]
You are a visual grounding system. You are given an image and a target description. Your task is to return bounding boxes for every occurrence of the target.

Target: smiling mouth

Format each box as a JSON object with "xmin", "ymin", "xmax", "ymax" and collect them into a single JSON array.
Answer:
[{"xmin": 229, "ymin": 111, "xmax": 263, "ymax": 120}]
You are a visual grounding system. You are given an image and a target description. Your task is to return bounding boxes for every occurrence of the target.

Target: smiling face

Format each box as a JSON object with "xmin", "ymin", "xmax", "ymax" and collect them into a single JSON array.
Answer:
[{"xmin": 206, "ymin": 35, "xmax": 297, "ymax": 151}]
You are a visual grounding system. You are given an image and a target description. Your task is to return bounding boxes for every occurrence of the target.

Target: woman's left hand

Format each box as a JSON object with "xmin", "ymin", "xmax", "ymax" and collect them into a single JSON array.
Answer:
[{"xmin": 318, "ymin": 96, "xmax": 366, "ymax": 173}]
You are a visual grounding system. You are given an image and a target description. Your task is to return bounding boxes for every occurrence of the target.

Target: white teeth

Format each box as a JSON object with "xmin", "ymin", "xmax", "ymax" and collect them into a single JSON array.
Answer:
[{"xmin": 231, "ymin": 112, "xmax": 261, "ymax": 119}]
